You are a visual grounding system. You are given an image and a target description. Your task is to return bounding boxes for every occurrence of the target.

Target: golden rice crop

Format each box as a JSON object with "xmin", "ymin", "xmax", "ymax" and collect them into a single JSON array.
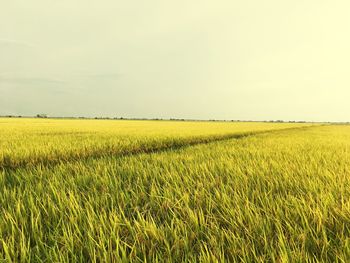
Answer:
[
  {"xmin": 0, "ymin": 118, "xmax": 309, "ymax": 169},
  {"xmin": 2, "ymin": 119, "xmax": 348, "ymax": 262}
]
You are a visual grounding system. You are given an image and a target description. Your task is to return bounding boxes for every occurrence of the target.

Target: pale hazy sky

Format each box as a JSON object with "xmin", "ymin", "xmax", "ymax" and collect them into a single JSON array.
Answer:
[{"xmin": 1, "ymin": 1, "xmax": 350, "ymax": 121}]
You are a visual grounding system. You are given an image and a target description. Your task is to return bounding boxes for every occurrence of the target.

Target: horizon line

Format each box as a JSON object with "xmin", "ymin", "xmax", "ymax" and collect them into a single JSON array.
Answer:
[{"xmin": 0, "ymin": 115, "xmax": 347, "ymax": 124}]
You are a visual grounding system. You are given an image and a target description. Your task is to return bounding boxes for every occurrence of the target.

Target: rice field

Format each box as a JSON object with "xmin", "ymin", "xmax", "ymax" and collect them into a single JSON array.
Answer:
[
  {"xmin": 1, "ymin": 119, "xmax": 349, "ymax": 262},
  {"xmin": 0, "ymin": 118, "xmax": 307, "ymax": 169}
]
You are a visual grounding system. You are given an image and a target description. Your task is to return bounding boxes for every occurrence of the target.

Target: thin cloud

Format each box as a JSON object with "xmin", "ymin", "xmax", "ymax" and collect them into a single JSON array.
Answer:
[
  {"xmin": 0, "ymin": 38, "xmax": 36, "ymax": 48},
  {"xmin": 69, "ymin": 73, "xmax": 122, "ymax": 80},
  {"xmin": 0, "ymin": 75, "xmax": 66, "ymax": 85}
]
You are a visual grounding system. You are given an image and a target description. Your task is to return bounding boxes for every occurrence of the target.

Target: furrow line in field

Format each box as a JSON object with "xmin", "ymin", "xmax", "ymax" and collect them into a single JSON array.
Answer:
[{"xmin": 0, "ymin": 125, "xmax": 322, "ymax": 171}]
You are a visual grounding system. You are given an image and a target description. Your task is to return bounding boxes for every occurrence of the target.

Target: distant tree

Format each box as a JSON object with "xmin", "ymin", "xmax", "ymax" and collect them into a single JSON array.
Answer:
[{"xmin": 36, "ymin": 114, "xmax": 48, "ymax": 118}]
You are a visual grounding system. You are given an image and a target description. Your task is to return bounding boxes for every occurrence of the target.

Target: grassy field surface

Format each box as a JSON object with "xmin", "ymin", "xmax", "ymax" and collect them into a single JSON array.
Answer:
[
  {"xmin": 1, "ymin": 120, "xmax": 349, "ymax": 262},
  {"xmin": 0, "ymin": 118, "xmax": 309, "ymax": 169}
]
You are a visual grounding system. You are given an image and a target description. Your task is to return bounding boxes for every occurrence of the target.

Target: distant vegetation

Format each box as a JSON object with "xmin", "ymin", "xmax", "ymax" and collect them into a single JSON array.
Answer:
[{"xmin": 0, "ymin": 114, "xmax": 326, "ymax": 124}]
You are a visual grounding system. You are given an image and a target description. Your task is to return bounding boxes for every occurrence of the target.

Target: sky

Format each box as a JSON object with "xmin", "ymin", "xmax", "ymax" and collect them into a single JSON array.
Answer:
[{"xmin": 1, "ymin": 1, "xmax": 350, "ymax": 122}]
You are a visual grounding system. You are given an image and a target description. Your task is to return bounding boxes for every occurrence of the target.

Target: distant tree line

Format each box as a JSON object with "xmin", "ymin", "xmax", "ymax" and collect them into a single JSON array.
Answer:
[
  {"xmin": 36, "ymin": 114, "xmax": 48, "ymax": 118},
  {"xmin": 0, "ymin": 114, "xmax": 346, "ymax": 124}
]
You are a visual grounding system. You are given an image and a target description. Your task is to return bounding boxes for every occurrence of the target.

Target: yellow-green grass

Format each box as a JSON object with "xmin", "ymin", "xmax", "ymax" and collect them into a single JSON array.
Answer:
[
  {"xmin": 0, "ymin": 118, "xmax": 309, "ymax": 169},
  {"xmin": 1, "ymin": 123, "xmax": 349, "ymax": 262}
]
